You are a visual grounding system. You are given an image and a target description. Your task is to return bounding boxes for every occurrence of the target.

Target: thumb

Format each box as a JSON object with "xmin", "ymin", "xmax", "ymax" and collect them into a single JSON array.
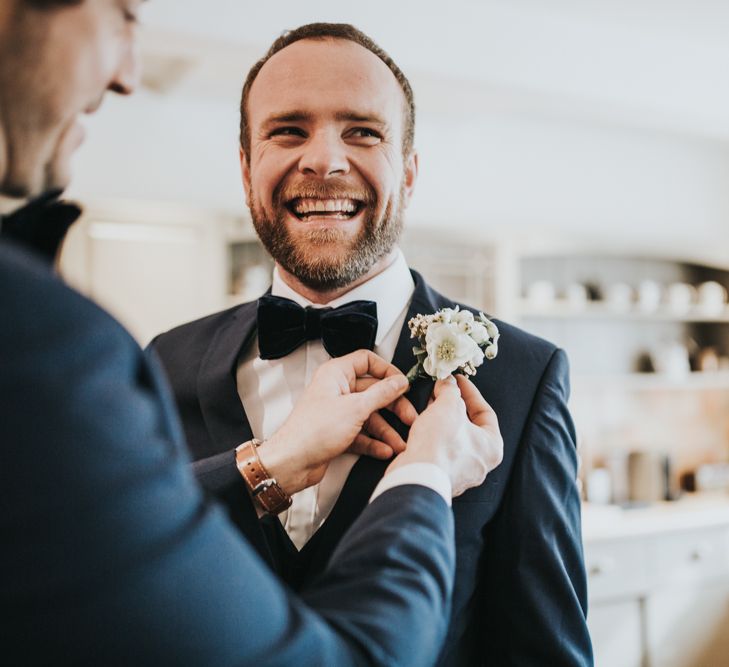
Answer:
[
  {"xmin": 357, "ymin": 374, "xmax": 409, "ymax": 415},
  {"xmin": 432, "ymin": 375, "xmax": 459, "ymax": 400}
]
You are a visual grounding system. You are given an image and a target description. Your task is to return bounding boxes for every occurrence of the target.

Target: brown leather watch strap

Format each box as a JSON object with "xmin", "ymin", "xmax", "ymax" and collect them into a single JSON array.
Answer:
[{"xmin": 235, "ymin": 439, "xmax": 292, "ymax": 516}]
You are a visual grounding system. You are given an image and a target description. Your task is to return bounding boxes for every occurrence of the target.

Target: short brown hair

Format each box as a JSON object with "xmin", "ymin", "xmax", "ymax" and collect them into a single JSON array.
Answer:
[{"xmin": 239, "ymin": 23, "xmax": 415, "ymax": 162}]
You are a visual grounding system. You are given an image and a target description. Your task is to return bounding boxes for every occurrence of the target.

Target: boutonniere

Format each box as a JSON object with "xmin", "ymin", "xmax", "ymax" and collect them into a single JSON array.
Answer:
[{"xmin": 406, "ymin": 306, "xmax": 499, "ymax": 383}]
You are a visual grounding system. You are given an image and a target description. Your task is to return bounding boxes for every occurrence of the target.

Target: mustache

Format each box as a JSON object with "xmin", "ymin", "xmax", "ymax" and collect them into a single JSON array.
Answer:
[{"xmin": 275, "ymin": 179, "xmax": 376, "ymax": 205}]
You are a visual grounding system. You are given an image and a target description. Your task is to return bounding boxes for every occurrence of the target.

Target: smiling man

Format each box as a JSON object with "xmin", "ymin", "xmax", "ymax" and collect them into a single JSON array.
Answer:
[
  {"xmin": 152, "ymin": 23, "xmax": 593, "ymax": 666},
  {"xmin": 241, "ymin": 36, "xmax": 415, "ymax": 300},
  {"xmin": 1, "ymin": 4, "xmax": 507, "ymax": 665}
]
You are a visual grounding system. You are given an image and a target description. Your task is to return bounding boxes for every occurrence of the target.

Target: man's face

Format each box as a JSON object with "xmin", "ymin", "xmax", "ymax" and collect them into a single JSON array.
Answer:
[
  {"xmin": 0, "ymin": 0, "xmax": 141, "ymax": 197},
  {"xmin": 242, "ymin": 38, "xmax": 417, "ymax": 292}
]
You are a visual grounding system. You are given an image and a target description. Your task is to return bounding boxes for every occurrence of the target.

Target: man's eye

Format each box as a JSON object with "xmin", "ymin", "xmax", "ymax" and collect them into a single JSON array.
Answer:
[
  {"xmin": 270, "ymin": 128, "xmax": 306, "ymax": 138},
  {"xmin": 351, "ymin": 128, "xmax": 380, "ymax": 138},
  {"xmin": 347, "ymin": 128, "xmax": 382, "ymax": 144}
]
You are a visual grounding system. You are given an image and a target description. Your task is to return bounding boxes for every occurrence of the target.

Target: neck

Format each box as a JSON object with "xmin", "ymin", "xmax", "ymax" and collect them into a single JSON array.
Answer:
[
  {"xmin": 0, "ymin": 4, "xmax": 10, "ymax": 193},
  {"xmin": 277, "ymin": 249, "xmax": 398, "ymax": 305},
  {"xmin": 0, "ymin": 131, "xmax": 7, "ymax": 197}
]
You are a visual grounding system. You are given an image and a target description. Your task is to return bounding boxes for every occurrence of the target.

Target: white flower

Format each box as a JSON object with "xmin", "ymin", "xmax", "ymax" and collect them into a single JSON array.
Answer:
[
  {"xmin": 469, "ymin": 322, "xmax": 490, "ymax": 345},
  {"xmin": 482, "ymin": 316, "xmax": 499, "ymax": 341},
  {"xmin": 453, "ymin": 308, "xmax": 473, "ymax": 323},
  {"xmin": 406, "ymin": 307, "xmax": 500, "ymax": 383},
  {"xmin": 423, "ymin": 322, "xmax": 484, "ymax": 380}
]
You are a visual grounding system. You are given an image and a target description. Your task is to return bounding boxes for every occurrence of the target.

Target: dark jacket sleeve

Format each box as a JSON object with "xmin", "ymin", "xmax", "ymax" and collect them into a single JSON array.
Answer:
[
  {"xmin": 1, "ymin": 246, "xmax": 455, "ymax": 667},
  {"xmin": 478, "ymin": 348, "xmax": 593, "ymax": 666}
]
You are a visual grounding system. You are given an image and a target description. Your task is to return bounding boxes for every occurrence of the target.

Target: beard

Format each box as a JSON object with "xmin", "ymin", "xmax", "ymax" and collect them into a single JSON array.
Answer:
[{"xmin": 249, "ymin": 178, "xmax": 405, "ymax": 291}]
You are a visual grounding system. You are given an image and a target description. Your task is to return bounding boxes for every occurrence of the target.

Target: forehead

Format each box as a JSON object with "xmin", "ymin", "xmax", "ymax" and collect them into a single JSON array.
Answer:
[{"xmin": 248, "ymin": 38, "xmax": 406, "ymax": 128}]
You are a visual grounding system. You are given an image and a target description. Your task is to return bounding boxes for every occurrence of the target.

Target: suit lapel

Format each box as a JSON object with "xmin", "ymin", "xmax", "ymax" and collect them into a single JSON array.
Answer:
[
  {"xmin": 197, "ymin": 300, "xmax": 258, "ymax": 452},
  {"xmin": 391, "ymin": 270, "xmax": 444, "ymax": 414}
]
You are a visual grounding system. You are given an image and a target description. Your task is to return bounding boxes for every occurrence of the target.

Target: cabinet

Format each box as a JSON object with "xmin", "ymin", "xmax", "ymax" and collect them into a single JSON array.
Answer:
[
  {"xmin": 584, "ymin": 499, "xmax": 729, "ymax": 667},
  {"xmin": 588, "ymin": 600, "xmax": 644, "ymax": 667}
]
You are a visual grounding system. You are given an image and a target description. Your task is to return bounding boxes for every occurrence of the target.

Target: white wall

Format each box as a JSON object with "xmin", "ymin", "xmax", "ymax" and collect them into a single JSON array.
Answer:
[{"xmin": 411, "ymin": 112, "xmax": 729, "ymax": 242}]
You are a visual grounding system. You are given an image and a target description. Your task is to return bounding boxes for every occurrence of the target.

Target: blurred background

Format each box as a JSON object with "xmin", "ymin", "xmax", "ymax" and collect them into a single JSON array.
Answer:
[{"xmin": 57, "ymin": 1, "xmax": 729, "ymax": 665}]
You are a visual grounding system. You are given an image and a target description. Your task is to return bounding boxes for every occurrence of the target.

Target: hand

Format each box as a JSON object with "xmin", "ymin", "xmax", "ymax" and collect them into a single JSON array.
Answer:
[
  {"xmin": 257, "ymin": 350, "xmax": 416, "ymax": 496},
  {"xmin": 387, "ymin": 374, "xmax": 503, "ymax": 497}
]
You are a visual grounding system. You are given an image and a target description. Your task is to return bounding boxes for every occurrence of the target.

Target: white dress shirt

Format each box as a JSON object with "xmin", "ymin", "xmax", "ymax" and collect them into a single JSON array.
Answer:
[{"xmin": 237, "ymin": 248, "xmax": 450, "ymax": 550}]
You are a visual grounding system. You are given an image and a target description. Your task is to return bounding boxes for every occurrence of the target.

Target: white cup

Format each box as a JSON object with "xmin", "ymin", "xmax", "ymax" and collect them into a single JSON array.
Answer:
[
  {"xmin": 565, "ymin": 283, "xmax": 588, "ymax": 309},
  {"xmin": 526, "ymin": 280, "xmax": 556, "ymax": 308},
  {"xmin": 637, "ymin": 280, "xmax": 662, "ymax": 313},
  {"xmin": 605, "ymin": 282, "xmax": 633, "ymax": 312},
  {"xmin": 697, "ymin": 281, "xmax": 727, "ymax": 316},
  {"xmin": 666, "ymin": 282, "xmax": 696, "ymax": 315}
]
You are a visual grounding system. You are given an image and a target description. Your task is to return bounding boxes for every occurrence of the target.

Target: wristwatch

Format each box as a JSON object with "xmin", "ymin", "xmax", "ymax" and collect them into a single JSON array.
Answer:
[{"xmin": 235, "ymin": 439, "xmax": 292, "ymax": 515}]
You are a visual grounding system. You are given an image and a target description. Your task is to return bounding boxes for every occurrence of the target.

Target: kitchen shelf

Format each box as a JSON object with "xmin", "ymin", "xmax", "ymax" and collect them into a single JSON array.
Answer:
[{"xmin": 518, "ymin": 299, "xmax": 729, "ymax": 323}]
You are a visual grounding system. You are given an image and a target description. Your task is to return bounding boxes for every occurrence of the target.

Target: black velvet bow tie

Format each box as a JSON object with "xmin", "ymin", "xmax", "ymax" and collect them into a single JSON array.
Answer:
[
  {"xmin": 257, "ymin": 294, "xmax": 378, "ymax": 360},
  {"xmin": 0, "ymin": 189, "xmax": 81, "ymax": 263}
]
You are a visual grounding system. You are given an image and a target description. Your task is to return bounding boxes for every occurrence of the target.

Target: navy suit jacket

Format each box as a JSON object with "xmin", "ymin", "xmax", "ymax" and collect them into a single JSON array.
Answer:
[
  {"xmin": 151, "ymin": 270, "xmax": 594, "ymax": 666},
  {"xmin": 1, "ymin": 239, "xmax": 456, "ymax": 667}
]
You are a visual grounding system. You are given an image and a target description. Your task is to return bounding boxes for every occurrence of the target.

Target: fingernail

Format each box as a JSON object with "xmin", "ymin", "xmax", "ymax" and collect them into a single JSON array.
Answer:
[{"xmin": 389, "ymin": 375, "xmax": 408, "ymax": 390}]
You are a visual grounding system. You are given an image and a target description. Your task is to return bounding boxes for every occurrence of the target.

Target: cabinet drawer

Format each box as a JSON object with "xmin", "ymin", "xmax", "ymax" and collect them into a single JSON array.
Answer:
[
  {"xmin": 585, "ymin": 540, "xmax": 649, "ymax": 602},
  {"xmin": 651, "ymin": 526, "xmax": 729, "ymax": 587}
]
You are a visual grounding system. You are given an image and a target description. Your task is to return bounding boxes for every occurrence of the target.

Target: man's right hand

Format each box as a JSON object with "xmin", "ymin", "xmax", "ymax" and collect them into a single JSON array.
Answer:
[
  {"xmin": 257, "ymin": 350, "xmax": 415, "ymax": 497},
  {"xmin": 388, "ymin": 375, "xmax": 504, "ymax": 497}
]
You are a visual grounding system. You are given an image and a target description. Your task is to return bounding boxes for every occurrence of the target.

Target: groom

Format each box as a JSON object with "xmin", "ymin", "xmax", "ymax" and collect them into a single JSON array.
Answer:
[{"xmin": 152, "ymin": 23, "xmax": 593, "ymax": 666}]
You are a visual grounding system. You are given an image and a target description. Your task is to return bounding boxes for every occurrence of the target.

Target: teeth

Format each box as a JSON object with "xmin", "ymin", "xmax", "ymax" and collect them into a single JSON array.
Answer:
[{"xmin": 293, "ymin": 198, "xmax": 358, "ymax": 215}]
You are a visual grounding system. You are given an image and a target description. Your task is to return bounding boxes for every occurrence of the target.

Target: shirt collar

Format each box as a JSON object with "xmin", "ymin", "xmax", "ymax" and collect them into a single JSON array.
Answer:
[{"xmin": 271, "ymin": 247, "xmax": 414, "ymax": 346}]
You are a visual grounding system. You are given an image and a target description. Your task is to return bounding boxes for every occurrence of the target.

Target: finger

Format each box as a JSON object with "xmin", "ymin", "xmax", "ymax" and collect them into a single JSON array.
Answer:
[
  {"xmin": 364, "ymin": 413, "xmax": 407, "ymax": 453},
  {"xmin": 455, "ymin": 374, "xmax": 498, "ymax": 428},
  {"xmin": 354, "ymin": 377, "xmax": 378, "ymax": 392},
  {"xmin": 349, "ymin": 432, "xmax": 394, "ymax": 460},
  {"xmin": 354, "ymin": 374, "xmax": 410, "ymax": 415},
  {"xmin": 354, "ymin": 378, "xmax": 416, "ymax": 425},
  {"xmin": 432, "ymin": 376, "xmax": 461, "ymax": 402},
  {"xmin": 335, "ymin": 350, "xmax": 404, "ymax": 386},
  {"xmin": 388, "ymin": 395, "xmax": 417, "ymax": 426}
]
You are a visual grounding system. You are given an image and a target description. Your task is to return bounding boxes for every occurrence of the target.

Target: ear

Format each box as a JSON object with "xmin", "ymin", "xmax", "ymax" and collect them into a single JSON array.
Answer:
[
  {"xmin": 239, "ymin": 146, "xmax": 251, "ymax": 208},
  {"xmin": 401, "ymin": 150, "xmax": 418, "ymax": 208}
]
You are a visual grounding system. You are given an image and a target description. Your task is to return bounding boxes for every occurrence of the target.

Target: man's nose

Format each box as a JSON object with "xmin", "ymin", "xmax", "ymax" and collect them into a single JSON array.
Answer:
[
  {"xmin": 298, "ymin": 130, "xmax": 350, "ymax": 177},
  {"xmin": 109, "ymin": 40, "xmax": 141, "ymax": 96}
]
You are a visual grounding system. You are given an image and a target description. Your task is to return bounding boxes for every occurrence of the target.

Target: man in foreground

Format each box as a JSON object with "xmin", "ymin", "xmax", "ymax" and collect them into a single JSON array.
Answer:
[
  {"xmin": 153, "ymin": 23, "xmax": 593, "ymax": 666},
  {"xmin": 0, "ymin": 2, "xmax": 504, "ymax": 664}
]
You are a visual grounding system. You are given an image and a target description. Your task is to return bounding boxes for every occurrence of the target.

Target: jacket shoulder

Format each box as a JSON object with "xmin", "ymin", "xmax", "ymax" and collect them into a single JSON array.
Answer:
[
  {"xmin": 0, "ymin": 242, "xmax": 137, "ymax": 352},
  {"xmin": 151, "ymin": 300, "xmax": 254, "ymax": 350}
]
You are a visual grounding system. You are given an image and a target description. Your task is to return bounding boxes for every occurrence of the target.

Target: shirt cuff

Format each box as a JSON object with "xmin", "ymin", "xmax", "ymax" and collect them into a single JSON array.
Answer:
[{"xmin": 369, "ymin": 463, "xmax": 452, "ymax": 507}]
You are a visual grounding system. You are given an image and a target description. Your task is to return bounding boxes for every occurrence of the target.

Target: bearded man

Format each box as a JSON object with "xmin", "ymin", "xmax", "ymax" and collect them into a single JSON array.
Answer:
[{"xmin": 152, "ymin": 22, "xmax": 593, "ymax": 666}]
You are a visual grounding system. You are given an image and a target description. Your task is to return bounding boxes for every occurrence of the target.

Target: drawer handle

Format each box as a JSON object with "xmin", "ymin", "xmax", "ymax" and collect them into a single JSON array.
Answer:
[
  {"xmin": 589, "ymin": 558, "xmax": 616, "ymax": 577},
  {"xmin": 689, "ymin": 544, "xmax": 712, "ymax": 562}
]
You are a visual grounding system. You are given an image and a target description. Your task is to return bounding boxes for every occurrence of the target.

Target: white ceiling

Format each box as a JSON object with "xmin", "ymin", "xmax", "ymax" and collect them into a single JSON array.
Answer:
[{"xmin": 138, "ymin": 0, "xmax": 729, "ymax": 141}]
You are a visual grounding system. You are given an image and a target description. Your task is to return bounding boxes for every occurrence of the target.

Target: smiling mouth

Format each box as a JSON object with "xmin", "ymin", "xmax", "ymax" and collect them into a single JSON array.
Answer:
[{"xmin": 286, "ymin": 197, "xmax": 364, "ymax": 222}]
